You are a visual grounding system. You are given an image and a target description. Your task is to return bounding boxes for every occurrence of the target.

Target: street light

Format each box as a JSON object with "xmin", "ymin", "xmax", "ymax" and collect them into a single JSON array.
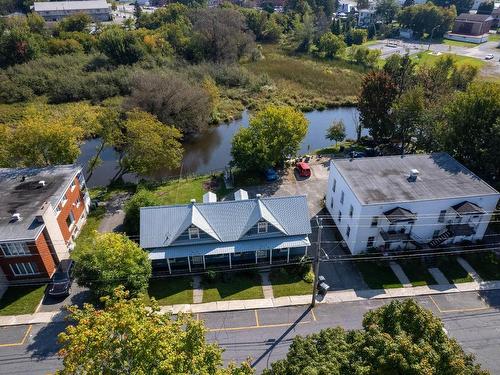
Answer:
[{"xmin": 427, "ymin": 24, "xmax": 441, "ymax": 51}]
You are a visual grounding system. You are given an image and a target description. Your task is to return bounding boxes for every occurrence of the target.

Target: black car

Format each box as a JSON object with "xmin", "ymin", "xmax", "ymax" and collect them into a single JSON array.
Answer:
[{"xmin": 47, "ymin": 259, "xmax": 74, "ymax": 298}]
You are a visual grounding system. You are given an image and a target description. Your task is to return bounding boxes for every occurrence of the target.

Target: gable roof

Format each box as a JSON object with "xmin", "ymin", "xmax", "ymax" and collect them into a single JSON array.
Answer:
[
  {"xmin": 383, "ymin": 207, "xmax": 417, "ymax": 223},
  {"xmin": 140, "ymin": 195, "xmax": 311, "ymax": 249},
  {"xmin": 452, "ymin": 201, "xmax": 485, "ymax": 216}
]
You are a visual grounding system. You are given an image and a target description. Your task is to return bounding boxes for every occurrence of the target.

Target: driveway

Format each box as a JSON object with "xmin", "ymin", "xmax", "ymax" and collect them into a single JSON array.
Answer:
[{"xmin": 38, "ymin": 282, "xmax": 90, "ymax": 313}]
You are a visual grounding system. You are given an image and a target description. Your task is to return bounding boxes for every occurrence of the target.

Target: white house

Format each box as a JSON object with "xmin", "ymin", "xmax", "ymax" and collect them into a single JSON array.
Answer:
[
  {"xmin": 325, "ymin": 153, "xmax": 499, "ymax": 254},
  {"xmin": 32, "ymin": 0, "xmax": 111, "ymax": 22}
]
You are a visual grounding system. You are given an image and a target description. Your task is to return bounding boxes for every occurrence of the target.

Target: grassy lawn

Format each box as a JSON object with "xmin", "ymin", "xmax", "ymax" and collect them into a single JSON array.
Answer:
[
  {"xmin": 462, "ymin": 252, "xmax": 500, "ymax": 281},
  {"xmin": 489, "ymin": 33, "xmax": 500, "ymax": 42},
  {"xmin": 356, "ymin": 261, "xmax": 402, "ymax": 289},
  {"xmin": 412, "ymin": 51, "xmax": 485, "ymax": 69},
  {"xmin": 433, "ymin": 257, "xmax": 474, "ymax": 284},
  {"xmin": 441, "ymin": 39, "xmax": 478, "ymax": 48},
  {"xmin": 398, "ymin": 259, "xmax": 437, "ymax": 287},
  {"xmin": 147, "ymin": 276, "xmax": 193, "ymax": 305},
  {"xmin": 154, "ymin": 175, "xmax": 210, "ymax": 205},
  {"xmin": 73, "ymin": 206, "xmax": 106, "ymax": 253},
  {"xmin": 269, "ymin": 268, "xmax": 313, "ymax": 298},
  {"xmin": 0, "ymin": 285, "xmax": 46, "ymax": 316},
  {"xmin": 202, "ymin": 273, "xmax": 264, "ymax": 302}
]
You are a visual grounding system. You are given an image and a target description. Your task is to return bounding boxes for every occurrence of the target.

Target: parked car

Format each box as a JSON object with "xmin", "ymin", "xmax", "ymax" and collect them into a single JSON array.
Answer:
[
  {"xmin": 46, "ymin": 259, "xmax": 74, "ymax": 298},
  {"xmin": 349, "ymin": 150, "xmax": 366, "ymax": 158},
  {"xmin": 264, "ymin": 168, "xmax": 278, "ymax": 182},
  {"xmin": 485, "ymin": 54, "xmax": 494, "ymax": 60},
  {"xmin": 295, "ymin": 162, "xmax": 311, "ymax": 178}
]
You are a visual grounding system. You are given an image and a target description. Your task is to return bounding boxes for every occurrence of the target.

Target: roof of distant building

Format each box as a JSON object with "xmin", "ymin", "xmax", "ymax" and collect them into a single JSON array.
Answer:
[
  {"xmin": 0, "ymin": 165, "xmax": 81, "ymax": 242},
  {"xmin": 456, "ymin": 13, "xmax": 493, "ymax": 22},
  {"xmin": 140, "ymin": 194, "xmax": 311, "ymax": 250},
  {"xmin": 331, "ymin": 153, "xmax": 499, "ymax": 205},
  {"xmin": 33, "ymin": 0, "xmax": 110, "ymax": 12}
]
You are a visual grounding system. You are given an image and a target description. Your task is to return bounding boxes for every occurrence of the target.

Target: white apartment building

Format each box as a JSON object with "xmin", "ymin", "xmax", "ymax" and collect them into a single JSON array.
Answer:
[{"xmin": 326, "ymin": 153, "xmax": 500, "ymax": 254}]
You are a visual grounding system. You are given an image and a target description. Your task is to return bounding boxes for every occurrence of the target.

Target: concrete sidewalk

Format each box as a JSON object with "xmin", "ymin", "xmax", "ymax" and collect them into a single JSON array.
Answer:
[{"xmin": 2, "ymin": 280, "xmax": 499, "ymax": 327}]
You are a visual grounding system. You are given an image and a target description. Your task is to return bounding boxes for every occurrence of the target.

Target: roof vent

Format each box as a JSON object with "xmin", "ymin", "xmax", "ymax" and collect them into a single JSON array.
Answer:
[
  {"xmin": 255, "ymin": 193, "xmax": 262, "ymax": 199},
  {"xmin": 38, "ymin": 180, "xmax": 46, "ymax": 187},
  {"xmin": 11, "ymin": 213, "xmax": 22, "ymax": 222},
  {"xmin": 203, "ymin": 192, "xmax": 217, "ymax": 203},
  {"xmin": 408, "ymin": 169, "xmax": 419, "ymax": 182},
  {"xmin": 190, "ymin": 199, "xmax": 196, "ymax": 204},
  {"xmin": 234, "ymin": 189, "xmax": 249, "ymax": 201}
]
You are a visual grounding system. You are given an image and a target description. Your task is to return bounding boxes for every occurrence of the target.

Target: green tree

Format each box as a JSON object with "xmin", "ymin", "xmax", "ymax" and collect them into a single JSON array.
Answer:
[
  {"xmin": 0, "ymin": 26, "xmax": 41, "ymax": 67},
  {"xmin": 351, "ymin": 28, "xmax": 367, "ymax": 45},
  {"xmin": 111, "ymin": 110, "xmax": 183, "ymax": 182},
  {"xmin": 57, "ymin": 288, "xmax": 252, "ymax": 375},
  {"xmin": 358, "ymin": 70, "xmax": 397, "ymax": 143},
  {"xmin": 326, "ymin": 120, "xmax": 346, "ymax": 145},
  {"xmin": 124, "ymin": 189, "xmax": 161, "ymax": 235},
  {"xmin": 98, "ymin": 26, "xmax": 145, "ymax": 65},
  {"xmin": 348, "ymin": 45, "xmax": 380, "ymax": 66},
  {"xmin": 26, "ymin": 12, "xmax": 45, "ymax": 33},
  {"xmin": 72, "ymin": 233, "xmax": 152, "ymax": 299},
  {"xmin": 317, "ymin": 31, "xmax": 346, "ymax": 58},
  {"xmin": 47, "ymin": 38, "xmax": 84, "ymax": 55},
  {"xmin": 375, "ymin": 0, "xmax": 400, "ymax": 23},
  {"xmin": 392, "ymin": 85, "xmax": 425, "ymax": 153},
  {"xmin": 383, "ymin": 53, "xmax": 416, "ymax": 95},
  {"xmin": 398, "ymin": 3, "xmax": 456, "ymax": 38},
  {"xmin": 264, "ymin": 299, "xmax": 487, "ymax": 375},
  {"xmin": 57, "ymin": 13, "xmax": 92, "ymax": 32},
  {"xmin": 231, "ymin": 106, "xmax": 308, "ymax": 172},
  {"xmin": 442, "ymin": 82, "xmax": 500, "ymax": 182},
  {"xmin": 433, "ymin": 0, "xmax": 473, "ymax": 15}
]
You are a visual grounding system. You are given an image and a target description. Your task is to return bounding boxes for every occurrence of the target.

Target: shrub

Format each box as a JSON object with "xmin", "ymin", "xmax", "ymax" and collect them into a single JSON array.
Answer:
[{"xmin": 124, "ymin": 189, "xmax": 161, "ymax": 236}]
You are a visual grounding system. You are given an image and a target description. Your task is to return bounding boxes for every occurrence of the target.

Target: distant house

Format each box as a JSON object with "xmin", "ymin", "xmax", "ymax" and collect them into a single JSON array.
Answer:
[
  {"xmin": 325, "ymin": 153, "xmax": 499, "ymax": 254},
  {"xmin": 445, "ymin": 13, "xmax": 493, "ymax": 43},
  {"xmin": 140, "ymin": 190, "xmax": 312, "ymax": 273},
  {"xmin": 358, "ymin": 9, "xmax": 377, "ymax": 28},
  {"xmin": 32, "ymin": 0, "xmax": 112, "ymax": 22},
  {"xmin": 0, "ymin": 165, "xmax": 90, "ymax": 283}
]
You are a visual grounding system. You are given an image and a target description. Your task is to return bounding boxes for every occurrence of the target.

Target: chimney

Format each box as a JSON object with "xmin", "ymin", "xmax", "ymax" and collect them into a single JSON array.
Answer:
[
  {"xmin": 11, "ymin": 213, "xmax": 22, "ymax": 222},
  {"xmin": 408, "ymin": 169, "xmax": 419, "ymax": 182},
  {"xmin": 234, "ymin": 189, "xmax": 249, "ymax": 201},
  {"xmin": 203, "ymin": 192, "xmax": 217, "ymax": 203},
  {"xmin": 38, "ymin": 180, "xmax": 46, "ymax": 188},
  {"xmin": 255, "ymin": 193, "xmax": 262, "ymax": 199},
  {"xmin": 190, "ymin": 199, "xmax": 196, "ymax": 204}
]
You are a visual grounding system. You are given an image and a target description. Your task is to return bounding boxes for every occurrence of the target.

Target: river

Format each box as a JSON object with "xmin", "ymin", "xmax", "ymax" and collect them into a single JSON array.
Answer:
[{"xmin": 77, "ymin": 107, "xmax": 363, "ymax": 187}]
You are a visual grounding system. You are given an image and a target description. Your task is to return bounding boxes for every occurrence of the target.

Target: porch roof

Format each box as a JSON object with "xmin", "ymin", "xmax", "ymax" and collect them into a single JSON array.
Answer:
[{"xmin": 148, "ymin": 235, "xmax": 310, "ymax": 260}]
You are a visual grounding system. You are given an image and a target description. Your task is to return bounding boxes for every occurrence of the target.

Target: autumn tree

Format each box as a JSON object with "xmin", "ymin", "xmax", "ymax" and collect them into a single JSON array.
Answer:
[
  {"xmin": 264, "ymin": 299, "xmax": 487, "ymax": 375},
  {"xmin": 326, "ymin": 120, "xmax": 346, "ymax": 145},
  {"xmin": 72, "ymin": 233, "xmax": 152, "ymax": 299},
  {"xmin": 57, "ymin": 288, "xmax": 253, "ymax": 375},
  {"xmin": 231, "ymin": 106, "xmax": 308, "ymax": 172},
  {"xmin": 357, "ymin": 71, "xmax": 397, "ymax": 143}
]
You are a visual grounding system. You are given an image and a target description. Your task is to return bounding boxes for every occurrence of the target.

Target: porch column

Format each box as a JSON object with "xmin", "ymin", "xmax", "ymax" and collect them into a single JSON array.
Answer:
[
  {"xmin": 167, "ymin": 258, "xmax": 172, "ymax": 274},
  {"xmin": 202, "ymin": 255, "xmax": 206, "ymax": 270},
  {"xmin": 304, "ymin": 246, "xmax": 308, "ymax": 256},
  {"xmin": 187, "ymin": 256, "xmax": 191, "ymax": 272},
  {"xmin": 269, "ymin": 249, "xmax": 272, "ymax": 265},
  {"xmin": 255, "ymin": 251, "xmax": 258, "ymax": 264},
  {"xmin": 229, "ymin": 253, "xmax": 232, "ymax": 269},
  {"xmin": 287, "ymin": 248, "xmax": 290, "ymax": 263}
]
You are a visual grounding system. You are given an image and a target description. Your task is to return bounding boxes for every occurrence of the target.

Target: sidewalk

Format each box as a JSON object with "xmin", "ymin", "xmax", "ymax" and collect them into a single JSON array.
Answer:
[{"xmin": 2, "ymin": 280, "xmax": 499, "ymax": 327}]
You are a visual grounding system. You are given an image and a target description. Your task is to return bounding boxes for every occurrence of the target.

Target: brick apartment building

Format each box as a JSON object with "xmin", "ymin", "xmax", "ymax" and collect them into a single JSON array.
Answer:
[{"xmin": 0, "ymin": 165, "xmax": 90, "ymax": 284}]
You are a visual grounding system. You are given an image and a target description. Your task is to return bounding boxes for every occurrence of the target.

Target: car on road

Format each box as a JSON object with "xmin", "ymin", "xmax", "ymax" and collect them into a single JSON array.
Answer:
[
  {"xmin": 265, "ymin": 168, "xmax": 278, "ymax": 182},
  {"xmin": 349, "ymin": 150, "xmax": 366, "ymax": 158},
  {"xmin": 46, "ymin": 259, "xmax": 75, "ymax": 298},
  {"xmin": 485, "ymin": 54, "xmax": 494, "ymax": 60},
  {"xmin": 295, "ymin": 162, "xmax": 311, "ymax": 178}
]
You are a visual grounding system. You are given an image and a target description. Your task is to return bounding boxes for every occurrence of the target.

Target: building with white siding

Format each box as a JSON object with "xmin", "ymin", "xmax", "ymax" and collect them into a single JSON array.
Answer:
[{"xmin": 32, "ymin": 0, "xmax": 111, "ymax": 22}]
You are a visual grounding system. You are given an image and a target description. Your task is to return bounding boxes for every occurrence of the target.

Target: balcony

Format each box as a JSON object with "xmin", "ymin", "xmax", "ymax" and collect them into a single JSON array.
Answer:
[{"xmin": 380, "ymin": 230, "xmax": 410, "ymax": 243}]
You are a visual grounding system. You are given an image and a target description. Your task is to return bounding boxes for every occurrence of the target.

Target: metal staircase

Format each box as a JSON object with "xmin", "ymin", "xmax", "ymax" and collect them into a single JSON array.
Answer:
[{"xmin": 428, "ymin": 230, "xmax": 452, "ymax": 248}]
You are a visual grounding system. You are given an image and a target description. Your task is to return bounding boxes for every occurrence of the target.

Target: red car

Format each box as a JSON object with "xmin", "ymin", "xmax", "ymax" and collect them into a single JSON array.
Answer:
[{"xmin": 295, "ymin": 162, "xmax": 311, "ymax": 177}]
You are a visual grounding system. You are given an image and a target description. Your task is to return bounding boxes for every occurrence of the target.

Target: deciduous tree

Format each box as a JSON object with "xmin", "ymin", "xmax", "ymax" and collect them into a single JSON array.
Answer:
[
  {"xmin": 326, "ymin": 120, "xmax": 346, "ymax": 145},
  {"xmin": 375, "ymin": 0, "xmax": 400, "ymax": 23},
  {"xmin": 124, "ymin": 189, "xmax": 161, "ymax": 235},
  {"xmin": 317, "ymin": 31, "xmax": 346, "ymax": 58}
]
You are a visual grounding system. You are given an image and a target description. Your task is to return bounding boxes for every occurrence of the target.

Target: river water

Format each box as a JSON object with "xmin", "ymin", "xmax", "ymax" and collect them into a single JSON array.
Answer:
[{"xmin": 77, "ymin": 107, "xmax": 363, "ymax": 187}]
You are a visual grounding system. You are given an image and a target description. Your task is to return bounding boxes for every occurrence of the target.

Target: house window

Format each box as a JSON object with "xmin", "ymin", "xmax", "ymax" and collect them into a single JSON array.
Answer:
[
  {"xmin": 367, "ymin": 236, "xmax": 375, "ymax": 248},
  {"xmin": 438, "ymin": 210, "xmax": 446, "ymax": 223},
  {"xmin": 338, "ymin": 211, "xmax": 342, "ymax": 222},
  {"xmin": 66, "ymin": 211, "xmax": 75, "ymax": 229},
  {"xmin": 257, "ymin": 222, "xmax": 268, "ymax": 233},
  {"xmin": 332, "ymin": 179, "xmax": 336, "ymax": 192},
  {"xmin": 10, "ymin": 262, "xmax": 39, "ymax": 276},
  {"xmin": 1, "ymin": 242, "xmax": 30, "ymax": 257},
  {"xmin": 432, "ymin": 229, "xmax": 440, "ymax": 238},
  {"xmin": 61, "ymin": 194, "xmax": 68, "ymax": 207},
  {"xmin": 349, "ymin": 205, "xmax": 354, "ymax": 218},
  {"xmin": 70, "ymin": 180, "xmax": 76, "ymax": 192},
  {"xmin": 191, "ymin": 256, "xmax": 203, "ymax": 265},
  {"xmin": 188, "ymin": 227, "xmax": 200, "ymax": 240},
  {"xmin": 233, "ymin": 252, "xmax": 242, "ymax": 257},
  {"xmin": 340, "ymin": 191, "xmax": 344, "ymax": 205},
  {"xmin": 75, "ymin": 197, "xmax": 81, "ymax": 208},
  {"xmin": 371, "ymin": 216, "xmax": 378, "ymax": 227},
  {"xmin": 256, "ymin": 250, "xmax": 267, "ymax": 258},
  {"xmin": 346, "ymin": 225, "xmax": 351, "ymax": 238},
  {"xmin": 330, "ymin": 198, "xmax": 333, "ymax": 209}
]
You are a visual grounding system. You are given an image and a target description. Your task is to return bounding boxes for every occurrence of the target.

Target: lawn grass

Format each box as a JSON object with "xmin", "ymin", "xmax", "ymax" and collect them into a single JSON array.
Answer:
[
  {"xmin": 489, "ymin": 33, "xmax": 500, "ymax": 42},
  {"xmin": 412, "ymin": 51, "xmax": 485, "ymax": 69},
  {"xmin": 147, "ymin": 276, "xmax": 193, "ymax": 305},
  {"xmin": 202, "ymin": 273, "xmax": 264, "ymax": 302},
  {"xmin": 441, "ymin": 39, "xmax": 478, "ymax": 48},
  {"xmin": 73, "ymin": 206, "xmax": 106, "ymax": 254},
  {"xmin": 154, "ymin": 175, "xmax": 210, "ymax": 205},
  {"xmin": 0, "ymin": 285, "xmax": 46, "ymax": 316},
  {"xmin": 398, "ymin": 259, "xmax": 437, "ymax": 287},
  {"xmin": 356, "ymin": 261, "xmax": 402, "ymax": 289},
  {"xmin": 269, "ymin": 268, "xmax": 313, "ymax": 298},
  {"xmin": 462, "ymin": 251, "xmax": 500, "ymax": 281},
  {"xmin": 433, "ymin": 257, "xmax": 474, "ymax": 284}
]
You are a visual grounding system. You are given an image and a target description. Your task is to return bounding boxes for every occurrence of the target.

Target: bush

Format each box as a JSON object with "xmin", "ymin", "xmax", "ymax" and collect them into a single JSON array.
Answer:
[
  {"xmin": 351, "ymin": 29, "xmax": 368, "ymax": 45},
  {"xmin": 124, "ymin": 189, "xmax": 161, "ymax": 235},
  {"xmin": 47, "ymin": 39, "xmax": 84, "ymax": 55},
  {"xmin": 303, "ymin": 269, "xmax": 314, "ymax": 283}
]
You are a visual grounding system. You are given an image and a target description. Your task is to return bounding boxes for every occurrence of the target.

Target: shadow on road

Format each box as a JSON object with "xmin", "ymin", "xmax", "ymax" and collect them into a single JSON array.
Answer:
[{"xmin": 27, "ymin": 316, "xmax": 68, "ymax": 360}]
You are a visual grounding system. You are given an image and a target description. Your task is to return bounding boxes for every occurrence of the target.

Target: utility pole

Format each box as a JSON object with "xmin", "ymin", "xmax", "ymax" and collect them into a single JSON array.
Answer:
[{"xmin": 311, "ymin": 218, "xmax": 322, "ymax": 307}]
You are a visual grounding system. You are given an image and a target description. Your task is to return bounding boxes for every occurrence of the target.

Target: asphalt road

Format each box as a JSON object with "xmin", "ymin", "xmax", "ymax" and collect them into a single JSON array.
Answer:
[{"xmin": 0, "ymin": 290, "xmax": 499, "ymax": 374}]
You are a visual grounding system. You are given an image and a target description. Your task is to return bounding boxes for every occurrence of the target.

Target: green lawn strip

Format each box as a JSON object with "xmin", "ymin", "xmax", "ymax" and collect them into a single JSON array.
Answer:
[
  {"xmin": 441, "ymin": 39, "xmax": 478, "ymax": 48},
  {"xmin": 434, "ymin": 257, "xmax": 474, "ymax": 284},
  {"xmin": 147, "ymin": 276, "xmax": 193, "ymax": 305},
  {"xmin": 0, "ymin": 285, "xmax": 46, "ymax": 316},
  {"xmin": 488, "ymin": 33, "xmax": 500, "ymax": 42},
  {"xmin": 269, "ymin": 268, "xmax": 313, "ymax": 298},
  {"xmin": 412, "ymin": 51, "xmax": 485, "ymax": 69},
  {"xmin": 154, "ymin": 175, "xmax": 209, "ymax": 205},
  {"xmin": 202, "ymin": 273, "xmax": 264, "ymax": 303},
  {"xmin": 462, "ymin": 252, "xmax": 500, "ymax": 281},
  {"xmin": 356, "ymin": 261, "xmax": 402, "ymax": 289},
  {"xmin": 73, "ymin": 206, "xmax": 106, "ymax": 254},
  {"xmin": 398, "ymin": 259, "xmax": 437, "ymax": 287}
]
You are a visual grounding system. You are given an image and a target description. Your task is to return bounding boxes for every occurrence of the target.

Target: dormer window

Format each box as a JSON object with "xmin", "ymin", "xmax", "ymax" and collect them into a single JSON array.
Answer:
[
  {"xmin": 258, "ymin": 221, "xmax": 268, "ymax": 233},
  {"xmin": 188, "ymin": 227, "xmax": 200, "ymax": 239}
]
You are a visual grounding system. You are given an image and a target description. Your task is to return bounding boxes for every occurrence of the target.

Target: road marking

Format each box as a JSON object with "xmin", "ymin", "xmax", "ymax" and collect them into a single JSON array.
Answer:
[
  {"xmin": 311, "ymin": 308, "xmax": 317, "ymax": 322},
  {"xmin": 254, "ymin": 310, "xmax": 260, "ymax": 327},
  {"xmin": 0, "ymin": 325, "xmax": 32, "ymax": 347},
  {"xmin": 207, "ymin": 320, "xmax": 313, "ymax": 332},
  {"xmin": 429, "ymin": 295, "xmax": 489, "ymax": 313}
]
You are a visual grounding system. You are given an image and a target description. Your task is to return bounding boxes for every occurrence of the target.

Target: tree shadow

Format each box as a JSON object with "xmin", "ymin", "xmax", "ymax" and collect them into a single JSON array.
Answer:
[{"xmin": 27, "ymin": 315, "xmax": 68, "ymax": 360}]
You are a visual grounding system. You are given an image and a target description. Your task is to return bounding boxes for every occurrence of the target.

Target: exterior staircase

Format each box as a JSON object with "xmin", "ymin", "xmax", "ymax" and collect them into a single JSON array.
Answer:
[{"xmin": 428, "ymin": 230, "xmax": 452, "ymax": 248}]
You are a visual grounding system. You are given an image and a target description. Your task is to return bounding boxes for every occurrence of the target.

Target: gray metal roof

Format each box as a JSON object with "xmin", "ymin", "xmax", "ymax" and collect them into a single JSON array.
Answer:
[
  {"xmin": 0, "ymin": 165, "xmax": 81, "ymax": 242},
  {"xmin": 140, "ymin": 195, "xmax": 312, "ymax": 250},
  {"xmin": 332, "ymin": 153, "xmax": 499, "ymax": 205},
  {"xmin": 33, "ymin": 0, "xmax": 109, "ymax": 12}
]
